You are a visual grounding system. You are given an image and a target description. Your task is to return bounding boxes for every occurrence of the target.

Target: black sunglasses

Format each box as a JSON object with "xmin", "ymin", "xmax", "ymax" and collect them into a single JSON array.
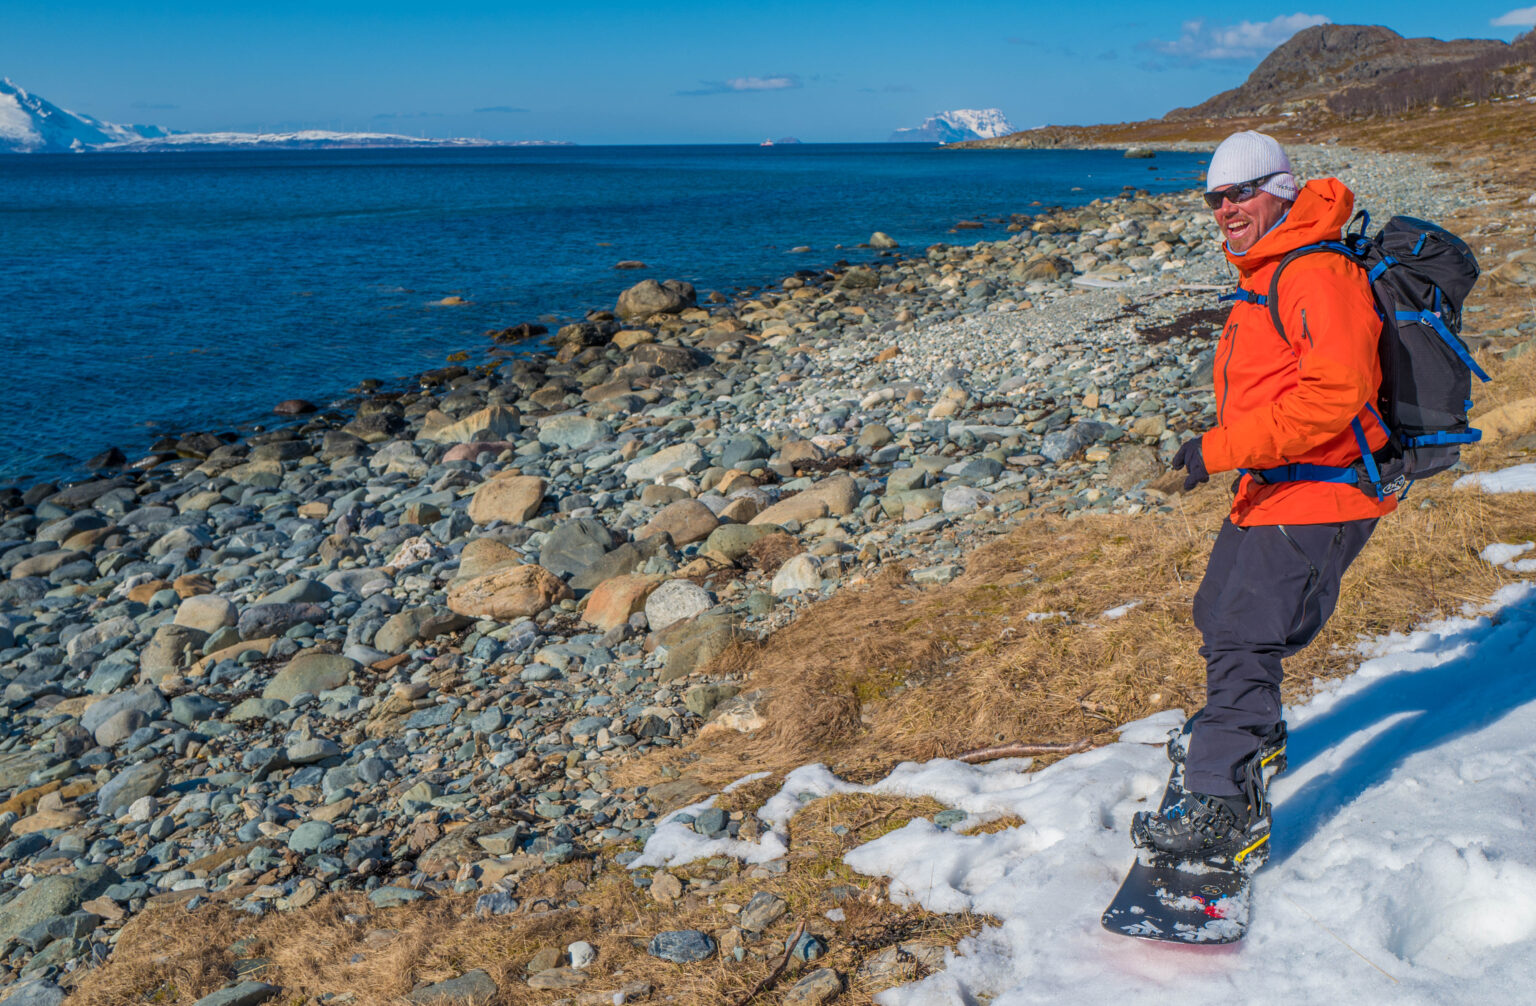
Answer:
[{"xmin": 1203, "ymin": 173, "xmax": 1279, "ymax": 210}]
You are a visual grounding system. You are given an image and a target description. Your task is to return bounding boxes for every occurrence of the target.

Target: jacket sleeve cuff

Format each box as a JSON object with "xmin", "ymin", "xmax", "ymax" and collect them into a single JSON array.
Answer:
[{"xmin": 1201, "ymin": 429, "xmax": 1236, "ymax": 474}]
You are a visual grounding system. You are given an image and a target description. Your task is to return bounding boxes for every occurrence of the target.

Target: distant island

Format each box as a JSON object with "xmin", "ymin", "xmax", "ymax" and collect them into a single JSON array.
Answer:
[{"xmin": 0, "ymin": 77, "xmax": 570, "ymax": 153}]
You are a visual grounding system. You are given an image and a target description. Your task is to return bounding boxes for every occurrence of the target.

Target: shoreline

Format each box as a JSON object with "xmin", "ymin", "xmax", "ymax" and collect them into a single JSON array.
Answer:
[
  {"xmin": 1, "ymin": 143, "xmax": 1522, "ymax": 995},
  {"xmin": 1, "ymin": 145, "xmax": 1207, "ymax": 493}
]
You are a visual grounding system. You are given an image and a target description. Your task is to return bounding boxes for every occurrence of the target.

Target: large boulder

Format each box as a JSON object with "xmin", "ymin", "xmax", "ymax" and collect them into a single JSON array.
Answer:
[
  {"xmin": 583, "ymin": 574, "xmax": 662, "ymax": 632},
  {"xmin": 174, "ymin": 594, "xmax": 237, "ymax": 633},
  {"xmin": 447, "ymin": 564, "xmax": 572, "ymax": 621},
  {"xmin": 616, "ymin": 279, "xmax": 696, "ymax": 319},
  {"xmin": 538, "ymin": 518, "xmax": 614, "ymax": 580},
  {"xmin": 638, "ymin": 499, "xmax": 718, "ymax": 546},
  {"xmin": 139, "ymin": 623, "xmax": 209, "ymax": 684},
  {"xmin": 455, "ymin": 538, "xmax": 521, "ymax": 581},
  {"xmin": 421, "ymin": 406, "xmax": 521, "ymax": 445},
  {"xmin": 625, "ymin": 443, "xmax": 706, "ymax": 483},
  {"xmin": 703, "ymin": 523, "xmax": 782, "ymax": 561},
  {"xmin": 629, "ymin": 343, "xmax": 706, "ymax": 372},
  {"xmin": 644, "ymin": 580, "xmax": 713, "ymax": 633},
  {"xmin": 97, "ymin": 761, "xmax": 169, "ymax": 817},
  {"xmin": 238, "ymin": 602, "xmax": 328, "ymax": 640},
  {"xmin": 0, "ymin": 864, "xmax": 119, "ymax": 947},
  {"xmin": 750, "ymin": 493, "xmax": 828, "ymax": 527},
  {"xmin": 537, "ymin": 415, "xmax": 612, "ymax": 451},
  {"xmin": 81, "ymin": 684, "xmax": 170, "ymax": 735},
  {"xmin": 262, "ymin": 652, "xmax": 358, "ymax": 702},
  {"xmin": 468, "ymin": 475, "xmax": 546, "ymax": 525}
]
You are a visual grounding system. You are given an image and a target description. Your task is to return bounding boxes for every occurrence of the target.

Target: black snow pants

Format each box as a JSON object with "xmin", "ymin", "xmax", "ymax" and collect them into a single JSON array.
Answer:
[{"xmin": 1183, "ymin": 517, "xmax": 1378, "ymax": 797}]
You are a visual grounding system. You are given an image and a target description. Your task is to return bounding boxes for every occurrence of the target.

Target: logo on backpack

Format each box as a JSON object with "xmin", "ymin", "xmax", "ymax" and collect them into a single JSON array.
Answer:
[{"xmin": 1249, "ymin": 211, "xmax": 1488, "ymax": 500}]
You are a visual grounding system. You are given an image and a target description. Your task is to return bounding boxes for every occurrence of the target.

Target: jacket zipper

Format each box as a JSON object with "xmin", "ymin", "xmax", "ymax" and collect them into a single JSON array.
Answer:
[
  {"xmin": 1300, "ymin": 308, "xmax": 1314, "ymax": 348},
  {"xmin": 1219, "ymin": 322, "xmax": 1239, "ymax": 425}
]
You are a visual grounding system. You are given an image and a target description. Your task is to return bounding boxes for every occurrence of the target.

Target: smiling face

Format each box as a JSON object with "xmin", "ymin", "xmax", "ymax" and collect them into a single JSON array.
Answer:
[{"xmin": 1212, "ymin": 187, "xmax": 1291, "ymax": 254}]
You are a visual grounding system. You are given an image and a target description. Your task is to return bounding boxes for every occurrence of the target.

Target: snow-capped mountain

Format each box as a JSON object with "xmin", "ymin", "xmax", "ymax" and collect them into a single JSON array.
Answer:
[
  {"xmin": 0, "ymin": 78, "xmax": 171, "ymax": 152},
  {"xmin": 889, "ymin": 108, "xmax": 1016, "ymax": 143},
  {"xmin": 0, "ymin": 77, "xmax": 562, "ymax": 153}
]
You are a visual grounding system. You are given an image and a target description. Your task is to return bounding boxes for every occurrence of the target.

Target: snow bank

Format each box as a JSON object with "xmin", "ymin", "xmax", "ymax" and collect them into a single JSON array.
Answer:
[{"xmin": 851, "ymin": 580, "xmax": 1536, "ymax": 1005}]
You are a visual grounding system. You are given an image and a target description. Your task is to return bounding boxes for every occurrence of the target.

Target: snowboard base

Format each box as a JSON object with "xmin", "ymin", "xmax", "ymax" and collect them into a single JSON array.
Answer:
[{"xmin": 1101, "ymin": 854, "xmax": 1253, "ymax": 944}]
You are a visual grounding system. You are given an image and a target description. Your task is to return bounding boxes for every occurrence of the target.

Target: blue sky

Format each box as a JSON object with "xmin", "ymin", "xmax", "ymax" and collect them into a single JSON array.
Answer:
[{"xmin": 7, "ymin": 1, "xmax": 1535, "ymax": 143}]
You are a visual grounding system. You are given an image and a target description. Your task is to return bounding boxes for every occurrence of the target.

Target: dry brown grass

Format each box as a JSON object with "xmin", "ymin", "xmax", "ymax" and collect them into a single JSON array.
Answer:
[
  {"xmin": 639, "ymin": 346, "xmax": 1536, "ymax": 795},
  {"xmin": 71, "ymin": 794, "xmax": 975, "ymax": 1006}
]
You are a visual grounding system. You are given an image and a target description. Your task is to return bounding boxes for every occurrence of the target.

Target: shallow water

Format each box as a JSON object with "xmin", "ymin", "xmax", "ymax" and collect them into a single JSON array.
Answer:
[{"xmin": 0, "ymin": 143, "xmax": 1206, "ymax": 484}]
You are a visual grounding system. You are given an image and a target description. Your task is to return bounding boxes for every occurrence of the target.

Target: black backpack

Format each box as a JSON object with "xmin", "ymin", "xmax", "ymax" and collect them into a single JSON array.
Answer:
[{"xmin": 1245, "ymin": 212, "xmax": 1488, "ymax": 500}]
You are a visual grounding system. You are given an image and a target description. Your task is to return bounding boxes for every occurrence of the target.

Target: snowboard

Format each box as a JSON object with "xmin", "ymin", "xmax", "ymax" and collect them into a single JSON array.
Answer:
[{"xmin": 1100, "ymin": 718, "xmax": 1281, "ymax": 945}]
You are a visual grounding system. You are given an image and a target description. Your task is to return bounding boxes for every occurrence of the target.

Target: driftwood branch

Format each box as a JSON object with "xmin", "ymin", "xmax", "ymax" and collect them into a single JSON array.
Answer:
[
  {"xmin": 731, "ymin": 919, "xmax": 806, "ymax": 1006},
  {"xmin": 956, "ymin": 738, "xmax": 1094, "ymax": 764}
]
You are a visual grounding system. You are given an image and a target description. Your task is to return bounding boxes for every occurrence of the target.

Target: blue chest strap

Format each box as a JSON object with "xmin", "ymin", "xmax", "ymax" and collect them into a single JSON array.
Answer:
[{"xmin": 1219, "ymin": 288, "xmax": 1268, "ymax": 306}]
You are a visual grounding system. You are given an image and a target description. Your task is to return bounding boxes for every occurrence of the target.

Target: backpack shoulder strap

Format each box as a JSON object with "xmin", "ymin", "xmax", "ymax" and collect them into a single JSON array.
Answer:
[{"xmin": 1265, "ymin": 241, "xmax": 1367, "ymax": 347}]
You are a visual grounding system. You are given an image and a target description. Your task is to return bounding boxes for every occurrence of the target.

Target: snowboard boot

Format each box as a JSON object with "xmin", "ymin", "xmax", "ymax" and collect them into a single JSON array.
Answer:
[{"xmin": 1132, "ymin": 748, "xmax": 1273, "ymax": 870}]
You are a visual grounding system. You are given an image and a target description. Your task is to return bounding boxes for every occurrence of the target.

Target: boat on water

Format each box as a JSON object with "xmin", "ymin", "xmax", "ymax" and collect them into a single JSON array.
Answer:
[{"xmin": 759, "ymin": 138, "xmax": 774, "ymax": 147}]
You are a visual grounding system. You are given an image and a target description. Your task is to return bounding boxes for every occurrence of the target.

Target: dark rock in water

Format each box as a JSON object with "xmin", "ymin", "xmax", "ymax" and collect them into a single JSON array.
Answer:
[
  {"xmin": 487, "ymin": 321, "xmax": 548, "ymax": 343},
  {"xmin": 85, "ymin": 447, "xmax": 127, "ymax": 470},
  {"xmin": 614, "ymin": 260, "xmax": 647, "ymax": 269},
  {"xmin": 46, "ymin": 476, "xmax": 131, "ymax": 509},
  {"xmin": 273, "ymin": 399, "xmax": 317, "ymax": 415},
  {"xmin": 835, "ymin": 266, "xmax": 879, "ymax": 289},
  {"xmin": 551, "ymin": 321, "xmax": 618, "ymax": 352},
  {"xmin": 616, "ymin": 278, "xmax": 696, "ymax": 319},
  {"xmin": 647, "ymin": 929, "xmax": 716, "ymax": 963}
]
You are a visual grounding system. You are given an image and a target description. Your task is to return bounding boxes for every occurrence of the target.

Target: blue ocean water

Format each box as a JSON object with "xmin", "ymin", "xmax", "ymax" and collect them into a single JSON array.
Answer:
[{"xmin": 1, "ymin": 143, "xmax": 1207, "ymax": 484}]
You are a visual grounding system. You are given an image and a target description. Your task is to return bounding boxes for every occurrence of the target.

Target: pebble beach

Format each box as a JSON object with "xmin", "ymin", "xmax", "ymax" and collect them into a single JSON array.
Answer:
[{"xmin": 0, "ymin": 144, "xmax": 1520, "ymax": 998}]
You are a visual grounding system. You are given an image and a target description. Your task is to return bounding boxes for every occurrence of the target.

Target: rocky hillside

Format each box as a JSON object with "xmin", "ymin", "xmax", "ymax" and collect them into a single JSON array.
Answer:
[
  {"xmin": 1165, "ymin": 24, "xmax": 1511, "ymax": 119},
  {"xmin": 952, "ymin": 24, "xmax": 1535, "ymax": 151}
]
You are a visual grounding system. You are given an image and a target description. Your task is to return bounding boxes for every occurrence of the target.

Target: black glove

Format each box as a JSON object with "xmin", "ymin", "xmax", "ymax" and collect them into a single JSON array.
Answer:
[{"xmin": 1172, "ymin": 437, "xmax": 1209, "ymax": 492}]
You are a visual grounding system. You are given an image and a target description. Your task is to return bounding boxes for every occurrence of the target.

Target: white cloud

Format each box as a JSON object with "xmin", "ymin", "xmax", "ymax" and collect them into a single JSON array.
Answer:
[
  {"xmin": 677, "ymin": 74, "xmax": 802, "ymax": 96},
  {"xmin": 723, "ymin": 75, "xmax": 799, "ymax": 91},
  {"xmin": 1492, "ymin": 6, "xmax": 1536, "ymax": 26},
  {"xmin": 1154, "ymin": 12, "xmax": 1331, "ymax": 60}
]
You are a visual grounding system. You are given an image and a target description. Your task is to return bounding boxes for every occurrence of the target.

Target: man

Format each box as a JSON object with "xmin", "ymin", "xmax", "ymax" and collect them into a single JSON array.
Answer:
[{"xmin": 1130, "ymin": 131, "xmax": 1397, "ymax": 864}]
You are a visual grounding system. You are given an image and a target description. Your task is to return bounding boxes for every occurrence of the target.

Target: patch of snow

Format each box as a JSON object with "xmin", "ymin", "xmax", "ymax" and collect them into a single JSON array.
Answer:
[
  {"xmin": 889, "ymin": 109, "xmax": 1016, "ymax": 143},
  {"xmin": 636, "ymin": 572, "xmax": 1536, "ymax": 1003},
  {"xmin": 1455, "ymin": 462, "xmax": 1536, "ymax": 494},
  {"xmin": 1480, "ymin": 541, "xmax": 1536, "ymax": 573},
  {"xmin": 1101, "ymin": 600, "xmax": 1141, "ymax": 619}
]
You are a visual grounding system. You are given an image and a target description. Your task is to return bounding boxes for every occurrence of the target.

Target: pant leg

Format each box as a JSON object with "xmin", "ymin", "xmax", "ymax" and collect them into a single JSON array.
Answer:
[{"xmin": 1184, "ymin": 517, "xmax": 1377, "ymax": 796}]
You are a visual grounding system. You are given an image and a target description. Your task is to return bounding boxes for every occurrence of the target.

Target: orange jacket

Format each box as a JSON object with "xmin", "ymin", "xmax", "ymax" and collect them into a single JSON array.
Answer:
[{"xmin": 1201, "ymin": 177, "xmax": 1398, "ymax": 526}]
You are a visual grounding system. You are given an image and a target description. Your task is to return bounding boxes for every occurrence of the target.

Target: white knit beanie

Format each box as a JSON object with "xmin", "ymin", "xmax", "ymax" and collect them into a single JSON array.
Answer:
[{"xmin": 1207, "ymin": 131, "xmax": 1299, "ymax": 201}]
